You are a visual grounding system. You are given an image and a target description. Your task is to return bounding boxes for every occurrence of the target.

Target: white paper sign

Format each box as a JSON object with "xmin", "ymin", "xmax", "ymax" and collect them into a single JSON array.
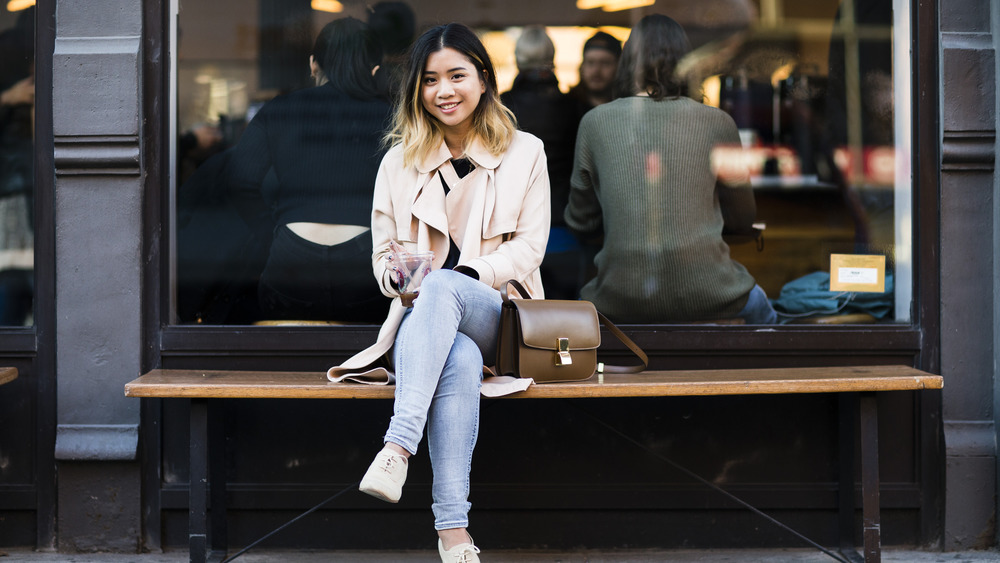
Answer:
[{"xmin": 837, "ymin": 267, "xmax": 878, "ymax": 285}]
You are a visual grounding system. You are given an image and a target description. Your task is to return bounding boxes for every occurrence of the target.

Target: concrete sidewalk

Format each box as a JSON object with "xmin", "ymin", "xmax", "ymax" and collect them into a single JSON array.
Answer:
[{"xmin": 3, "ymin": 548, "xmax": 1000, "ymax": 562}]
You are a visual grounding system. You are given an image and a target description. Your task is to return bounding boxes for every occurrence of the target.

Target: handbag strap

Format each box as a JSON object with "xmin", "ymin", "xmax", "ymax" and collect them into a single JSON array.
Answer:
[{"xmin": 501, "ymin": 279, "xmax": 648, "ymax": 374}]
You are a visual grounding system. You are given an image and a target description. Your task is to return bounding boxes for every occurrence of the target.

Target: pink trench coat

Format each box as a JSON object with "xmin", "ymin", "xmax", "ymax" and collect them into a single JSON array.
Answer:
[{"xmin": 327, "ymin": 131, "xmax": 551, "ymax": 384}]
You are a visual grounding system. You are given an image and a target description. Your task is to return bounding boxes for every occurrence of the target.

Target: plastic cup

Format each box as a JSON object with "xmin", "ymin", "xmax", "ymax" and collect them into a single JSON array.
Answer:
[{"xmin": 397, "ymin": 251, "xmax": 435, "ymax": 295}]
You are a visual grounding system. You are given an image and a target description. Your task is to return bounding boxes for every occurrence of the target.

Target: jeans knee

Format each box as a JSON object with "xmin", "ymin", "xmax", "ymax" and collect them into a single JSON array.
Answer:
[
  {"xmin": 447, "ymin": 334, "xmax": 483, "ymax": 387},
  {"xmin": 418, "ymin": 269, "xmax": 459, "ymax": 298}
]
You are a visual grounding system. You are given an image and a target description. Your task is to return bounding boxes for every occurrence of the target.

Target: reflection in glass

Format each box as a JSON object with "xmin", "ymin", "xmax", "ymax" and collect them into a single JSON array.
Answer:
[
  {"xmin": 566, "ymin": 14, "xmax": 775, "ymax": 324},
  {"xmin": 0, "ymin": 4, "xmax": 33, "ymax": 326},
  {"xmin": 172, "ymin": 0, "xmax": 910, "ymax": 326}
]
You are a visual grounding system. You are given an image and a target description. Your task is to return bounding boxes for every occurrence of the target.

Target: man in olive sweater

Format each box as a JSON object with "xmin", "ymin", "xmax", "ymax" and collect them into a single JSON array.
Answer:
[{"xmin": 565, "ymin": 14, "xmax": 776, "ymax": 324}]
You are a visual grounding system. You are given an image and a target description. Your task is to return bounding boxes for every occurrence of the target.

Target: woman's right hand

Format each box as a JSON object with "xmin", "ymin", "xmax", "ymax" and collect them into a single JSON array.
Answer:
[{"xmin": 386, "ymin": 255, "xmax": 405, "ymax": 289}]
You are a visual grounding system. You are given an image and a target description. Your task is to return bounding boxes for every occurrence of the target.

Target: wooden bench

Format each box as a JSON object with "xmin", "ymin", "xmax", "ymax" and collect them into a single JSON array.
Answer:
[
  {"xmin": 125, "ymin": 365, "xmax": 942, "ymax": 563},
  {"xmin": 0, "ymin": 366, "xmax": 16, "ymax": 387}
]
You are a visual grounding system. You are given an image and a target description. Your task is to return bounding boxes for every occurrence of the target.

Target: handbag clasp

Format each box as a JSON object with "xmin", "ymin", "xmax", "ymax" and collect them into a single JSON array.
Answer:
[{"xmin": 556, "ymin": 337, "xmax": 573, "ymax": 366}]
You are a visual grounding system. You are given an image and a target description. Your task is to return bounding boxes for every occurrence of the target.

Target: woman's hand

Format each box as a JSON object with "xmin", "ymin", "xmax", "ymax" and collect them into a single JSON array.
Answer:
[{"xmin": 386, "ymin": 256, "xmax": 405, "ymax": 290}]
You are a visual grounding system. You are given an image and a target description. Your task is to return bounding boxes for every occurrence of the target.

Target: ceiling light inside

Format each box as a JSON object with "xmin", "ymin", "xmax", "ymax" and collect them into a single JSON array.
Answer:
[
  {"xmin": 311, "ymin": 0, "xmax": 344, "ymax": 13},
  {"xmin": 6, "ymin": 0, "xmax": 35, "ymax": 11},
  {"xmin": 602, "ymin": 0, "xmax": 655, "ymax": 11}
]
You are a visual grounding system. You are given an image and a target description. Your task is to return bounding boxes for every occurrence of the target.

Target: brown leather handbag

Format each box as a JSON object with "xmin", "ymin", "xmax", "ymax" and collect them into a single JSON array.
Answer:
[{"xmin": 495, "ymin": 279, "xmax": 648, "ymax": 383}]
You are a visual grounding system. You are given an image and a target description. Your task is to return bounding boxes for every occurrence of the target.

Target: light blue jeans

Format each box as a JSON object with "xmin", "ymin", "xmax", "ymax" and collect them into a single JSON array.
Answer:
[
  {"xmin": 737, "ymin": 284, "xmax": 778, "ymax": 324},
  {"xmin": 384, "ymin": 269, "xmax": 503, "ymax": 531}
]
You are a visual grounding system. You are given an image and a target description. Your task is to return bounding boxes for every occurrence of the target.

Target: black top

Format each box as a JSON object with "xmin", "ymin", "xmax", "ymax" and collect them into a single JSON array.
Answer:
[
  {"xmin": 228, "ymin": 84, "xmax": 392, "ymax": 227},
  {"xmin": 439, "ymin": 158, "xmax": 474, "ymax": 271}
]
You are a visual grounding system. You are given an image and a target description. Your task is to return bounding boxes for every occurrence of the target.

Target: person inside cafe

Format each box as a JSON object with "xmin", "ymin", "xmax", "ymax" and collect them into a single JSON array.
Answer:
[
  {"xmin": 226, "ymin": 17, "xmax": 392, "ymax": 322},
  {"xmin": 568, "ymin": 30, "xmax": 621, "ymax": 114},
  {"xmin": 565, "ymin": 14, "xmax": 776, "ymax": 324},
  {"xmin": 501, "ymin": 25, "xmax": 583, "ymax": 299}
]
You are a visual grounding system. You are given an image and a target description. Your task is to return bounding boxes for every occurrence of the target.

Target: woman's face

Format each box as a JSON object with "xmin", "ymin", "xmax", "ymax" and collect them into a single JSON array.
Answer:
[{"xmin": 420, "ymin": 47, "xmax": 486, "ymax": 140}]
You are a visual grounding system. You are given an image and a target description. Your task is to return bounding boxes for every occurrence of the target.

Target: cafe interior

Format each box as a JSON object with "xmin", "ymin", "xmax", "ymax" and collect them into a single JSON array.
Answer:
[{"xmin": 172, "ymin": 0, "xmax": 907, "ymax": 325}]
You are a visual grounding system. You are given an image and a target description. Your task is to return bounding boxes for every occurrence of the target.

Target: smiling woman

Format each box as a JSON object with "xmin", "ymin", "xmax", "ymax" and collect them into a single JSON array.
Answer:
[
  {"xmin": 420, "ymin": 47, "xmax": 486, "ymax": 156},
  {"xmin": 328, "ymin": 22, "xmax": 549, "ymax": 563}
]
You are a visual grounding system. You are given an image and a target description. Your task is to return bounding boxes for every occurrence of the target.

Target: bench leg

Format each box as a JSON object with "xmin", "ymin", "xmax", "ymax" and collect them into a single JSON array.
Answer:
[
  {"xmin": 838, "ymin": 393, "xmax": 861, "ymax": 562},
  {"xmin": 838, "ymin": 392, "xmax": 882, "ymax": 563},
  {"xmin": 859, "ymin": 392, "xmax": 881, "ymax": 563},
  {"xmin": 189, "ymin": 398, "xmax": 228, "ymax": 563},
  {"xmin": 189, "ymin": 399, "xmax": 209, "ymax": 563},
  {"xmin": 209, "ymin": 400, "xmax": 228, "ymax": 559}
]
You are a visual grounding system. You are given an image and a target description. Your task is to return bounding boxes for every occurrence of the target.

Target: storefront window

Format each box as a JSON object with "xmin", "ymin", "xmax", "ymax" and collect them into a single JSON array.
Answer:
[
  {"xmin": 171, "ymin": 0, "xmax": 911, "ymax": 326},
  {"xmin": 0, "ymin": 3, "xmax": 34, "ymax": 327}
]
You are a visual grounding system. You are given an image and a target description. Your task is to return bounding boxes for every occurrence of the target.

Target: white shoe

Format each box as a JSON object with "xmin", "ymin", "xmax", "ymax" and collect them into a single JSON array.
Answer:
[
  {"xmin": 358, "ymin": 447, "xmax": 408, "ymax": 503},
  {"xmin": 438, "ymin": 538, "xmax": 481, "ymax": 563}
]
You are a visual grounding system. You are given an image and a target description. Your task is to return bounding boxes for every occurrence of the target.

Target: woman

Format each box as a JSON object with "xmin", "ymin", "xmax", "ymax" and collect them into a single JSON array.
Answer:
[
  {"xmin": 565, "ymin": 14, "xmax": 776, "ymax": 324},
  {"xmin": 227, "ymin": 17, "xmax": 392, "ymax": 322},
  {"xmin": 328, "ymin": 23, "xmax": 550, "ymax": 562}
]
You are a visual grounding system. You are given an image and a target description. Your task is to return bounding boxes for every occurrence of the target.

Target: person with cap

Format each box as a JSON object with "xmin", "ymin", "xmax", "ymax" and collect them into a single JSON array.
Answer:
[
  {"xmin": 569, "ymin": 30, "xmax": 622, "ymax": 113},
  {"xmin": 501, "ymin": 26, "xmax": 584, "ymax": 299}
]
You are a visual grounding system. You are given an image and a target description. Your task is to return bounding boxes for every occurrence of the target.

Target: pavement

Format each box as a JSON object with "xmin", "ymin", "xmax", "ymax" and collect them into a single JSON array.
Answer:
[{"xmin": 3, "ymin": 548, "xmax": 1000, "ymax": 562}]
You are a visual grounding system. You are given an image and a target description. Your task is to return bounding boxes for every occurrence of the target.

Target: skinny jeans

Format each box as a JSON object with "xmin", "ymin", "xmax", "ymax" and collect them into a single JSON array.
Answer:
[{"xmin": 384, "ymin": 269, "xmax": 503, "ymax": 531}]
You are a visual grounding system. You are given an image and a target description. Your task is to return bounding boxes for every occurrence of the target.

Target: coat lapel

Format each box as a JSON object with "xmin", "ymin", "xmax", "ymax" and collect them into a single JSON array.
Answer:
[
  {"xmin": 406, "ymin": 137, "xmax": 518, "ymax": 256},
  {"xmin": 408, "ymin": 141, "xmax": 452, "ymax": 239}
]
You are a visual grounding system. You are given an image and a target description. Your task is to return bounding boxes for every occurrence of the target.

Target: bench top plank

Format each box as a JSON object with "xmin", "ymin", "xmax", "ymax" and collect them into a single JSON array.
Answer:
[
  {"xmin": 0, "ymin": 367, "xmax": 17, "ymax": 387},
  {"xmin": 125, "ymin": 365, "xmax": 941, "ymax": 400}
]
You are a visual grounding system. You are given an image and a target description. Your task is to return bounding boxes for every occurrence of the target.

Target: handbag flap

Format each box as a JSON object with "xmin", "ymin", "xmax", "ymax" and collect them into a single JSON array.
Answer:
[{"xmin": 511, "ymin": 299, "xmax": 601, "ymax": 351}]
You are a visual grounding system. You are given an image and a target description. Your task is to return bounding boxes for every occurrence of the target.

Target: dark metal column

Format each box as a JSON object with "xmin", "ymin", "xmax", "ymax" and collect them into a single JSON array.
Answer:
[
  {"xmin": 860, "ymin": 392, "xmax": 881, "ymax": 562},
  {"xmin": 838, "ymin": 393, "xmax": 862, "ymax": 563},
  {"xmin": 209, "ymin": 399, "xmax": 228, "ymax": 557},
  {"xmin": 189, "ymin": 399, "xmax": 208, "ymax": 563}
]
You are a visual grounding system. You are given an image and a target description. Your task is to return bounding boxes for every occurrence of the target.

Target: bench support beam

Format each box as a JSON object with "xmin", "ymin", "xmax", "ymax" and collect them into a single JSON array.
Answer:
[
  {"xmin": 189, "ymin": 399, "xmax": 208, "ymax": 563},
  {"xmin": 838, "ymin": 392, "xmax": 882, "ymax": 563},
  {"xmin": 860, "ymin": 392, "xmax": 881, "ymax": 563},
  {"xmin": 189, "ymin": 399, "xmax": 227, "ymax": 563}
]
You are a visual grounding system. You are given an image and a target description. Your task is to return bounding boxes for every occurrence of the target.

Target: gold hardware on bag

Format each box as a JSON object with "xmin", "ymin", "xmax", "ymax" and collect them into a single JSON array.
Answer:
[{"xmin": 556, "ymin": 337, "xmax": 573, "ymax": 366}]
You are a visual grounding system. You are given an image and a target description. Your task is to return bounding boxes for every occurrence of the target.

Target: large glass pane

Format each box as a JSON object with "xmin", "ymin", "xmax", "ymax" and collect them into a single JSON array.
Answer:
[
  {"xmin": 0, "ymin": 3, "xmax": 34, "ymax": 326},
  {"xmin": 172, "ymin": 0, "xmax": 910, "ymax": 326}
]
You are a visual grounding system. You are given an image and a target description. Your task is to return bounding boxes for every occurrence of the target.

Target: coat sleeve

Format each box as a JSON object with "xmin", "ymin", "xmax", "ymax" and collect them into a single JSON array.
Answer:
[
  {"xmin": 370, "ymin": 155, "xmax": 402, "ymax": 298},
  {"xmin": 464, "ymin": 138, "xmax": 550, "ymax": 290}
]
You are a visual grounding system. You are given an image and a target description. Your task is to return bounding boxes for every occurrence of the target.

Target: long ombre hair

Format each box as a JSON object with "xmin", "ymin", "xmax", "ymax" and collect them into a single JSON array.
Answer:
[{"xmin": 385, "ymin": 23, "xmax": 517, "ymax": 167}]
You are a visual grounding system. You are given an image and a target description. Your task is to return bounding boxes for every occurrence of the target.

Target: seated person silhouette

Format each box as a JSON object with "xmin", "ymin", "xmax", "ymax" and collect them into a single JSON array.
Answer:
[
  {"xmin": 565, "ymin": 15, "xmax": 776, "ymax": 324},
  {"xmin": 500, "ymin": 26, "xmax": 583, "ymax": 299},
  {"xmin": 227, "ymin": 17, "xmax": 392, "ymax": 322}
]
